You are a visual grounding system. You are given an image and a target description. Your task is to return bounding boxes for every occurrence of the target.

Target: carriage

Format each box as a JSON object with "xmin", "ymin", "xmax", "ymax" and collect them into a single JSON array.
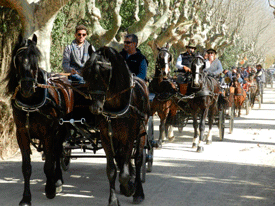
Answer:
[
  {"xmin": 8, "ymin": 36, "xmax": 156, "ymax": 206},
  {"xmin": 150, "ymin": 46, "xmax": 230, "ymax": 152}
]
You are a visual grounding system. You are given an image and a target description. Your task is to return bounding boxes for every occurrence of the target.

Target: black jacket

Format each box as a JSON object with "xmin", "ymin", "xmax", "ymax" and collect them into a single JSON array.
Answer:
[
  {"xmin": 180, "ymin": 51, "xmax": 195, "ymax": 69},
  {"xmin": 120, "ymin": 49, "xmax": 148, "ymax": 76}
]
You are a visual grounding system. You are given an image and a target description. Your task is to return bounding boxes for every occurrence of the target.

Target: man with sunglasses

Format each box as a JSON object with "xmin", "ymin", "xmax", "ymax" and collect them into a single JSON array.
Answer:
[
  {"xmin": 119, "ymin": 34, "xmax": 148, "ymax": 80},
  {"xmin": 62, "ymin": 24, "xmax": 95, "ymax": 83},
  {"xmin": 204, "ymin": 48, "xmax": 223, "ymax": 77}
]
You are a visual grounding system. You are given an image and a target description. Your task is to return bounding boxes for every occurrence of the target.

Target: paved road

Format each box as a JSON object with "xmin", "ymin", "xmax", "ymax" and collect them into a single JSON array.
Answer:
[{"xmin": 1, "ymin": 86, "xmax": 275, "ymax": 206}]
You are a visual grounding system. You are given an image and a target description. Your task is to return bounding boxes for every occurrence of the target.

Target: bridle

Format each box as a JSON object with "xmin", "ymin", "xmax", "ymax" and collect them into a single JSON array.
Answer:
[
  {"xmin": 13, "ymin": 46, "xmax": 39, "ymax": 94},
  {"xmin": 87, "ymin": 59, "xmax": 135, "ymax": 118},
  {"xmin": 191, "ymin": 55, "xmax": 206, "ymax": 89},
  {"xmin": 156, "ymin": 48, "xmax": 172, "ymax": 77}
]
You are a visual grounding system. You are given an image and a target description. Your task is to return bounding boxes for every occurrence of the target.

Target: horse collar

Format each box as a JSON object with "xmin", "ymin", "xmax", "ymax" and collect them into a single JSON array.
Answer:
[{"xmin": 102, "ymin": 74, "xmax": 135, "ymax": 119}]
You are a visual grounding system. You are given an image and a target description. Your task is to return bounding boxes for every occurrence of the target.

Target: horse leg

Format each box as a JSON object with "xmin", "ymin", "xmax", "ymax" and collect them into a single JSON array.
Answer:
[
  {"xmin": 43, "ymin": 136, "xmax": 57, "ymax": 199},
  {"xmin": 197, "ymin": 108, "xmax": 209, "ymax": 152},
  {"xmin": 167, "ymin": 125, "xmax": 174, "ymax": 142},
  {"xmin": 158, "ymin": 114, "xmax": 167, "ymax": 148},
  {"xmin": 119, "ymin": 144, "xmax": 135, "ymax": 198},
  {"xmin": 133, "ymin": 134, "xmax": 145, "ymax": 204},
  {"xmin": 192, "ymin": 113, "xmax": 199, "ymax": 148},
  {"xmin": 206, "ymin": 106, "xmax": 214, "ymax": 145},
  {"xmin": 54, "ymin": 128, "xmax": 65, "ymax": 193},
  {"xmin": 18, "ymin": 131, "xmax": 32, "ymax": 206},
  {"xmin": 106, "ymin": 153, "xmax": 119, "ymax": 206},
  {"xmin": 238, "ymin": 104, "xmax": 241, "ymax": 117}
]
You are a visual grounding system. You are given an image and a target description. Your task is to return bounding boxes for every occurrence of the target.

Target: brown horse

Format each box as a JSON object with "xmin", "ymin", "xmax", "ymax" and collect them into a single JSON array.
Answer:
[
  {"xmin": 186, "ymin": 56, "xmax": 221, "ymax": 152},
  {"xmin": 4, "ymin": 34, "xmax": 73, "ymax": 206},
  {"xmin": 82, "ymin": 46, "xmax": 150, "ymax": 205},
  {"xmin": 232, "ymin": 77, "xmax": 246, "ymax": 117},
  {"xmin": 149, "ymin": 45, "xmax": 178, "ymax": 147}
]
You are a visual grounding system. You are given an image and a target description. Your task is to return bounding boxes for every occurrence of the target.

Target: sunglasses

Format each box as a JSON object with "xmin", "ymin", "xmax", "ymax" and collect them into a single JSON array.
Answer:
[
  {"xmin": 77, "ymin": 33, "xmax": 87, "ymax": 37},
  {"xmin": 124, "ymin": 41, "xmax": 133, "ymax": 44}
]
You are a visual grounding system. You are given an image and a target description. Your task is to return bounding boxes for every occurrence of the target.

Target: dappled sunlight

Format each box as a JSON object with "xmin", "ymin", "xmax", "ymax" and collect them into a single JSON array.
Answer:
[
  {"xmin": 151, "ymin": 172, "xmax": 270, "ymax": 188},
  {"xmin": 241, "ymin": 195, "xmax": 266, "ymax": 200},
  {"xmin": 56, "ymin": 192, "xmax": 95, "ymax": 199},
  {"xmin": 0, "ymin": 177, "xmax": 21, "ymax": 184}
]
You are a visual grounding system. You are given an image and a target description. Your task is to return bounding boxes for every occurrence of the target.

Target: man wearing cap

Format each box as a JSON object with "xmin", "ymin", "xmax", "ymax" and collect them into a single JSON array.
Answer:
[
  {"xmin": 175, "ymin": 41, "xmax": 196, "ymax": 73},
  {"xmin": 204, "ymin": 48, "xmax": 223, "ymax": 77}
]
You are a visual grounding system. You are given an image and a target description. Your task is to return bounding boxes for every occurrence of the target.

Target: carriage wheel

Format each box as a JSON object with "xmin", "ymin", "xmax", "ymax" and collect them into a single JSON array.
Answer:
[
  {"xmin": 218, "ymin": 108, "xmax": 225, "ymax": 141},
  {"xmin": 229, "ymin": 104, "xmax": 234, "ymax": 134},
  {"xmin": 141, "ymin": 116, "xmax": 155, "ymax": 183},
  {"xmin": 61, "ymin": 148, "xmax": 71, "ymax": 171},
  {"xmin": 141, "ymin": 148, "xmax": 146, "ymax": 183},
  {"xmin": 245, "ymin": 97, "xmax": 250, "ymax": 115},
  {"xmin": 261, "ymin": 84, "xmax": 264, "ymax": 103},
  {"xmin": 147, "ymin": 116, "xmax": 154, "ymax": 173}
]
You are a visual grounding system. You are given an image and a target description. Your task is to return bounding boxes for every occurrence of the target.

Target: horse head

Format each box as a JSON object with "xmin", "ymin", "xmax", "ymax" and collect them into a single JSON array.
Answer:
[
  {"xmin": 155, "ymin": 43, "xmax": 172, "ymax": 78},
  {"xmin": 82, "ymin": 46, "xmax": 131, "ymax": 115},
  {"xmin": 191, "ymin": 55, "xmax": 205, "ymax": 88},
  {"xmin": 11, "ymin": 34, "xmax": 41, "ymax": 98}
]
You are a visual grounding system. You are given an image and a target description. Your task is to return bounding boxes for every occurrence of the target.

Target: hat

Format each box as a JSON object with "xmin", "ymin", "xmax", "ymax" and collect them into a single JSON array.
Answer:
[
  {"xmin": 186, "ymin": 41, "xmax": 196, "ymax": 49},
  {"xmin": 206, "ymin": 48, "xmax": 217, "ymax": 54}
]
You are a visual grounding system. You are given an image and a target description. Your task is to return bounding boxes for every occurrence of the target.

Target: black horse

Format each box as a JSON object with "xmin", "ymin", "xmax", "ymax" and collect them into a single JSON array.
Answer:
[
  {"xmin": 187, "ymin": 55, "xmax": 221, "ymax": 152},
  {"xmin": 4, "ymin": 34, "xmax": 73, "ymax": 206},
  {"xmin": 82, "ymin": 46, "xmax": 150, "ymax": 205},
  {"xmin": 150, "ymin": 44, "xmax": 178, "ymax": 146}
]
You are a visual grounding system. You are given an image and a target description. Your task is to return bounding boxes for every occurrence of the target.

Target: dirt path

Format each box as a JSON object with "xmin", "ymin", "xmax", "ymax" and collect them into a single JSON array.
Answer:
[{"xmin": 1, "ymin": 86, "xmax": 275, "ymax": 206}]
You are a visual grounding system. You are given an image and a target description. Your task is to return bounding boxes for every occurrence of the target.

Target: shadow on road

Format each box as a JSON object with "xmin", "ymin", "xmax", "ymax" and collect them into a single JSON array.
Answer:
[{"xmin": 1, "ymin": 158, "xmax": 275, "ymax": 206}]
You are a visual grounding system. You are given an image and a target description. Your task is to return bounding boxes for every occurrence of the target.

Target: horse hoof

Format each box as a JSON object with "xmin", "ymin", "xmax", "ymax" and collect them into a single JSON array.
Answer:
[
  {"xmin": 168, "ymin": 136, "xmax": 175, "ymax": 142},
  {"xmin": 19, "ymin": 200, "xmax": 31, "ymax": 206},
  {"xmin": 206, "ymin": 140, "xmax": 212, "ymax": 145},
  {"xmin": 156, "ymin": 141, "xmax": 162, "ymax": 148},
  {"xmin": 119, "ymin": 182, "xmax": 135, "ymax": 197},
  {"xmin": 197, "ymin": 146, "xmax": 204, "ymax": 153},
  {"xmin": 45, "ymin": 185, "xmax": 56, "ymax": 199},
  {"xmin": 109, "ymin": 199, "xmax": 120, "ymax": 206},
  {"xmin": 55, "ymin": 180, "xmax": 63, "ymax": 193},
  {"xmin": 192, "ymin": 143, "xmax": 197, "ymax": 148},
  {"xmin": 133, "ymin": 196, "xmax": 144, "ymax": 204}
]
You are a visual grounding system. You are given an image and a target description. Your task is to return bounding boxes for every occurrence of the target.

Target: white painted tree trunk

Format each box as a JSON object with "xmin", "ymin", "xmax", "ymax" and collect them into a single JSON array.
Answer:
[{"xmin": 1, "ymin": 0, "xmax": 72, "ymax": 72}]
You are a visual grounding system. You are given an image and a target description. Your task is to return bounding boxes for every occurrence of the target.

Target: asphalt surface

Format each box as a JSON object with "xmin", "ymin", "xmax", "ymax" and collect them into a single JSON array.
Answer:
[{"xmin": 1, "ymin": 86, "xmax": 275, "ymax": 206}]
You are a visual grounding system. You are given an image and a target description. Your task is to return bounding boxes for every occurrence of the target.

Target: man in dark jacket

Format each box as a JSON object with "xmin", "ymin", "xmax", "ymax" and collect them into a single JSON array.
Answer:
[
  {"xmin": 120, "ymin": 34, "xmax": 148, "ymax": 80},
  {"xmin": 175, "ymin": 41, "xmax": 196, "ymax": 73}
]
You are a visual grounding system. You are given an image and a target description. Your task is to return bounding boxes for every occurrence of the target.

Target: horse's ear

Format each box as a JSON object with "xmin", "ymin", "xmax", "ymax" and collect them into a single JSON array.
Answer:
[
  {"xmin": 165, "ymin": 43, "xmax": 170, "ymax": 49},
  {"xmin": 155, "ymin": 43, "xmax": 161, "ymax": 51},
  {"xmin": 18, "ymin": 34, "xmax": 23, "ymax": 44},
  {"xmin": 88, "ymin": 45, "xmax": 96, "ymax": 55},
  {"xmin": 32, "ymin": 34, "xmax": 37, "ymax": 45}
]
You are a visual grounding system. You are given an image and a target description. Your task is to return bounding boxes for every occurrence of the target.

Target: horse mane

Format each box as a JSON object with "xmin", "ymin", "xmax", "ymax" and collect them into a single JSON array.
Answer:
[{"xmin": 4, "ymin": 35, "xmax": 41, "ymax": 95}]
